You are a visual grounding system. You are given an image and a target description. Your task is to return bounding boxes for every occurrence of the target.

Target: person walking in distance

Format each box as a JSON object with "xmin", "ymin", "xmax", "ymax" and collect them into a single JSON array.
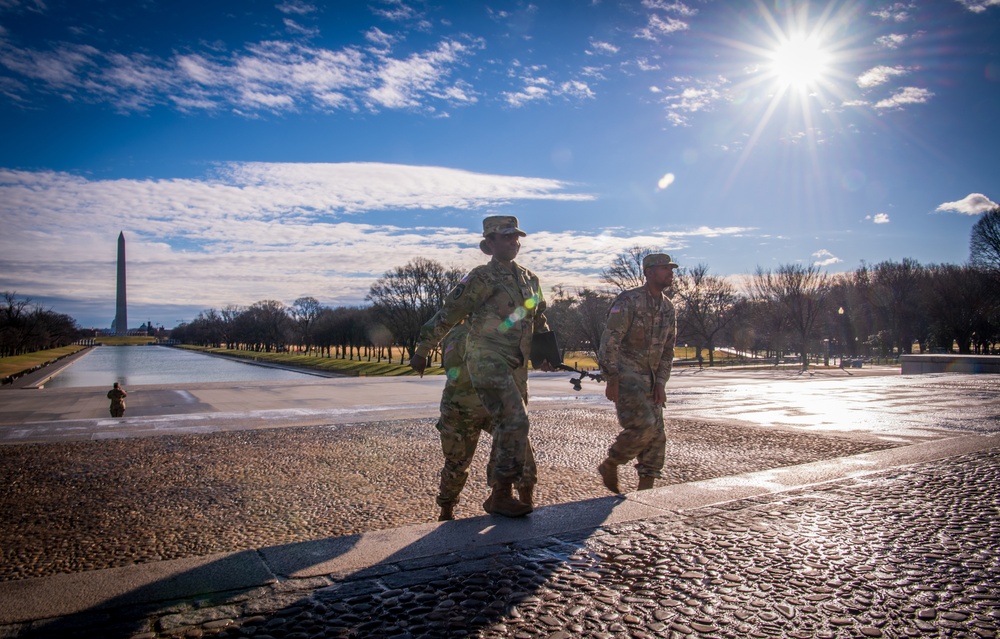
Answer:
[
  {"xmin": 410, "ymin": 215, "xmax": 551, "ymax": 518},
  {"xmin": 107, "ymin": 382, "xmax": 127, "ymax": 418},
  {"xmin": 597, "ymin": 253, "xmax": 678, "ymax": 493}
]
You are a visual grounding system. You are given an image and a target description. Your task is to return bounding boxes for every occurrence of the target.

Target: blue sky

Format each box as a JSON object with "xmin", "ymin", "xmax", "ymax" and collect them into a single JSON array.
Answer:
[{"xmin": 1, "ymin": 0, "xmax": 998, "ymax": 329}]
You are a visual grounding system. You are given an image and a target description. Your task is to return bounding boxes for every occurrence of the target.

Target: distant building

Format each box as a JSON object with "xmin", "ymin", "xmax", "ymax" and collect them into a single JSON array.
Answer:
[{"xmin": 115, "ymin": 231, "xmax": 127, "ymax": 335}]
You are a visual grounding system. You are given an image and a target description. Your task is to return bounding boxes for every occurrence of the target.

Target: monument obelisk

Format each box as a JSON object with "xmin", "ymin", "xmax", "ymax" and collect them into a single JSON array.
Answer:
[{"xmin": 115, "ymin": 231, "xmax": 127, "ymax": 335}]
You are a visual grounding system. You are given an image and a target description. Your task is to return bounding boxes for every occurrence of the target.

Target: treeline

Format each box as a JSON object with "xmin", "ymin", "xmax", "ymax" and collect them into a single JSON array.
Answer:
[
  {"xmin": 170, "ymin": 249, "xmax": 1000, "ymax": 369},
  {"xmin": 0, "ymin": 292, "xmax": 80, "ymax": 357}
]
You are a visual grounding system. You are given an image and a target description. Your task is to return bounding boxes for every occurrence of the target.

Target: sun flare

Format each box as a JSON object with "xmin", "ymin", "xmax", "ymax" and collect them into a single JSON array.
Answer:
[{"xmin": 769, "ymin": 35, "xmax": 830, "ymax": 90}]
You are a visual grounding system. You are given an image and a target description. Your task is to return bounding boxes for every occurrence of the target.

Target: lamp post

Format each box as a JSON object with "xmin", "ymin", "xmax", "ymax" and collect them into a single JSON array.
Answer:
[{"xmin": 837, "ymin": 307, "xmax": 845, "ymax": 367}]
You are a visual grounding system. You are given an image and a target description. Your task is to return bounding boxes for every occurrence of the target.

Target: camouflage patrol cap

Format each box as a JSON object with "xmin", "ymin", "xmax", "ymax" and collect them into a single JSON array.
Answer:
[
  {"xmin": 482, "ymin": 215, "xmax": 526, "ymax": 237},
  {"xmin": 642, "ymin": 253, "xmax": 679, "ymax": 270}
]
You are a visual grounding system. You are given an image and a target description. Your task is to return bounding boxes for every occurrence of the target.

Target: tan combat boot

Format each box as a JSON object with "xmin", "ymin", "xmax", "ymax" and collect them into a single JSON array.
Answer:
[
  {"xmin": 518, "ymin": 485, "xmax": 534, "ymax": 508},
  {"xmin": 598, "ymin": 459, "xmax": 621, "ymax": 494},
  {"xmin": 438, "ymin": 502, "xmax": 456, "ymax": 521},
  {"xmin": 483, "ymin": 483, "xmax": 532, "ymax": 517},
  {"xmin": 637, "ymin": 476, "xmax": 655, "ymax": 491}
]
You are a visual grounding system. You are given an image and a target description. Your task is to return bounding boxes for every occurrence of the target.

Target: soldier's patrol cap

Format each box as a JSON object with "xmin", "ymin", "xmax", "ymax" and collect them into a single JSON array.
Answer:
[
  {"xmin": 643, "ymin": 253, "xmax": 679, "ymax": 270},
  {"xmin": 482, "ymin": 215, "xmax": 526, "ymax": 237}
]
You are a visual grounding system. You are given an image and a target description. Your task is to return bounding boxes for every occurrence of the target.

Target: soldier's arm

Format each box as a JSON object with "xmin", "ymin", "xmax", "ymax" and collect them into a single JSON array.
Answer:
[
  {"xmin": 598, "ymin": 293, "xmax": 631, "ymax": 381},
  {"xmin": 654, "ymin": 302, "xmax": 677, "ymax": 386},
  {"xmin": 414, "ymin": 271, "xmax": 487, "ymax": 359},
  {"xmin": 530, "ymin": 279, "xmax": 551, "ymax": 335}
]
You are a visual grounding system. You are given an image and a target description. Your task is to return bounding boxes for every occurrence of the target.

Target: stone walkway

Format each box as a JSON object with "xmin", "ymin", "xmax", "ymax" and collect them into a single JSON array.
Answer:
[{"xmin": 0, "ymin": 365, "xmax": 998, "ymax": 638}]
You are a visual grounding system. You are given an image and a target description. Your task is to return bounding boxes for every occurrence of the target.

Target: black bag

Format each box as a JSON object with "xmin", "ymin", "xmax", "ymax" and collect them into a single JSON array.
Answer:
[{"xmin": 530, "ymin": 331, "xmax": 563, "ymax": 369}]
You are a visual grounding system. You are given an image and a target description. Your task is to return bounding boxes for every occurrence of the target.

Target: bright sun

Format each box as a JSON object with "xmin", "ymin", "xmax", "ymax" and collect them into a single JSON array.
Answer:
[{"xmin": 769, "ymin": 35, "xmax": 830, "ymax": 90}]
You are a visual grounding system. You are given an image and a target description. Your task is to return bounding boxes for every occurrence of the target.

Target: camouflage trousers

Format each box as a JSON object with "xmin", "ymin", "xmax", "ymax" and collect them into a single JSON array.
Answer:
[
  {"xmin": 436, "ymin": 398, "xmax": 538, "ymax": 506},
  {"xmin": 109, "ymin": 403, "xmax": 125, "ymax": 418},
  {"xmin": 608, "ymin": 375, "xmax": 666, "ymax": 479}
]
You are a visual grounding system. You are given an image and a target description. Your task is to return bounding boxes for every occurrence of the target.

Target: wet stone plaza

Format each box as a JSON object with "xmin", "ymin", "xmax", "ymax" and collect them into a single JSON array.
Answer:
[{"xmin": 0, "ymin": 367, "xmax": 998, "ymax": 638}]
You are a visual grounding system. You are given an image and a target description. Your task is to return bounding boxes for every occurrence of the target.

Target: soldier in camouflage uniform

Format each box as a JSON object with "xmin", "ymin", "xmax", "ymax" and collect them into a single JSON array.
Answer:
[
  {"xmin": 411, "ymin": 215, "xmax": 551, "ymax": 518},
  {"xmin": 596, "ymin": 253, "xmax": 678, "ymax": 493},
  {"xmin": 107, "ymin": 382, "xmax": 127, "ymax": 418},
  {"xmin": 434, "ymin": 318, "xmax": 538, "ymax": 521}
]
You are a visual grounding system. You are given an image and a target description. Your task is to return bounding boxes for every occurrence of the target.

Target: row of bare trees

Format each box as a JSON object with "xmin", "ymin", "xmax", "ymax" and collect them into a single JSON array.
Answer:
[
  {"xmin": 0, "ymin": 292, "xmax": 80, "ymax": 358},
  {"xmin": 169, "ymin": 245, "xmax": 1000, "ymax": 370}
]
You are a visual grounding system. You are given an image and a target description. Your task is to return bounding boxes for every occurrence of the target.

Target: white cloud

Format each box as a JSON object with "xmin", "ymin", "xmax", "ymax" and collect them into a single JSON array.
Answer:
[
  {"xmin": 857, "ymin": 65, "xmax": 908, "ymax": 89},
  {"xmin": 812, "ymin": 249, "xmax": 842, "ymax": 267},
  {"xmin": 370, "ymin": 0, "xmax": 419, "ymax": 22},
  {"xmin": 658, "ymin": 75, "xmax": 728, "ymax": 126},
  {"xmin": 873, "ymin": 86, "xmax": 933, "ymax": 109},
  {"xmin": 587, "ymin": 39, "xmax": 619, "ymax": 55},
  {"xmin": 955, "ymin": 0, "xmax": 1000, "ymax": 12},
  {"xmin": 276, "ymin": 1, "xmax": 317, "ymax": 16},
  {"xmin": 875, "ymin": 33, "xmax": 909, "ymax": 49},
  {"xmin": 657, "ymin": 173, "xmax": 675, "ymax": 190},
  {"xmin": 635, "ymin": 14, "xmax": 689, "ymax": 40},
  {"xmin": 0, "ymin": 164, "xmax": 761, "ymax": 327},
  {"xmin": 935, "ymin": 193, "xmax": 999, "ymax": 215},
  {"xmin": 0, "ymin": 32, "xmax": 483, "ymax": 115},
  {"xmin": 0, "ymin": 163, "xmax": 602, "ymax": 324},
  {"xmin": 503, "ymin": 85, "xmax": 548, "ymax": 107},
  {"xmin": 872, "ymin": 213, "xmax": 890, "ymax": 224},
  {"xmin": 870, "ymin": 3, "xmax": 915, "ymax": 21}
]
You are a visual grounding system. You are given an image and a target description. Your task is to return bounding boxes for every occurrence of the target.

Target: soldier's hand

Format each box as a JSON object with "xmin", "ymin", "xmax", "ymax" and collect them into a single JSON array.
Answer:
[
  {"xmin": 653, "ymin": 383, "xmax": 666, "ymax": 407},
  {"xmin": 605, "ymin": 377, "xmax": 619, "ymax": 403},
  {"xmin": 409, "ymin": 354, "xmax": 427, "ymax": 378}
]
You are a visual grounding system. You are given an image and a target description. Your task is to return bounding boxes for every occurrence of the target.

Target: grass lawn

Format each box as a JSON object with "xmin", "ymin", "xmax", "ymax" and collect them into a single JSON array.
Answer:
[{"xmin": 0, "ymin": 345, "xmax": 88, "ymax": 380}]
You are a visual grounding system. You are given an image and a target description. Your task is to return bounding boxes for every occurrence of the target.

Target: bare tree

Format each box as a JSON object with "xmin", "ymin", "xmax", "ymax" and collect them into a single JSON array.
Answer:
[
  {"xmin": 749, "ymin": 263, "xmax": 831, "ymax": 369},
  {"xmin": 925, "ymin": 264, "xmax": 998, "ymax": 354},
  {"xmin": 367, "ymin": 258, "xmax": 465, "ymax": 357},
  {"xmin": 857, "ymin": 259, "xmax": 926, "ymax": 355},
  {"xmin": 673, "ymin": 264, "xmax": 743, "ymax": 365},
  {"xmin": 290, "ymin": 296, "xmax": 323, "ymax": 352},
  {"xmin": 970, "ymin": 206, "xmax": 1000, "ymax": 270},
  {"xmin": 0, "ymin": 291, "xmax": 79, "ymax": 357},
  {"xmin": 601, "ymin": 245, "xmax": 658, "ymax": 292}
]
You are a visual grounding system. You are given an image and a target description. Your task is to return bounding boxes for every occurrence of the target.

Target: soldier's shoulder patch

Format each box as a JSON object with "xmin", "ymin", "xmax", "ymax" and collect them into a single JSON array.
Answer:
[
  {"xmin": 452, "ymin": 284, "xmax": 467, "ymax": 299},
  {"xmin": 609, "ymin": 304, "xmax": 621, "ymax": 314}
]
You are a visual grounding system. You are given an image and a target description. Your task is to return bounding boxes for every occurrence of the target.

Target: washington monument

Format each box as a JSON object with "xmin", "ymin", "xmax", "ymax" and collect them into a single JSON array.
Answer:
[{"xmin": 115, "ymin": 231, "xmax": 127, "ymax": 335}]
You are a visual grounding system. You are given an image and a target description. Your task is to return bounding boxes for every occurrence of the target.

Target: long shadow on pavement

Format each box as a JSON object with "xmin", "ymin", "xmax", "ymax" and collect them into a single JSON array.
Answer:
[{"xmin": 11, "ymin": 493, "xmax": 668, "ymax": 638}]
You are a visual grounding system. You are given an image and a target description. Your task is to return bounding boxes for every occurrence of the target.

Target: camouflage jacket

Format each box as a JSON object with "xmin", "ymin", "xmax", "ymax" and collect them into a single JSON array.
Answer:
[
  {"xmin": 415, "ymin": 258, "xmax": 549, "ymax": 384},
  {"xmin": 107, "ymin": 388, "xmax": 127, "ymax": 405},
  {"xmin": 598, "ymin": 286, "xmax": 677, "ymax": 385}
]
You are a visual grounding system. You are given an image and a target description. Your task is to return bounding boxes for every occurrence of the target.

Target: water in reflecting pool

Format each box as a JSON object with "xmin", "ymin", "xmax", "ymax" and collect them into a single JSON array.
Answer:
[{"xmin": 43, "ymin": 345, "xmax": 316, "ymax": 388}]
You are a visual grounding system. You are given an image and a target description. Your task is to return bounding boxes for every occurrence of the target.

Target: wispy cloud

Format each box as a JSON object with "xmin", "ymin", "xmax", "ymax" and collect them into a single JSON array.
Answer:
[
  {"xmin": 870, "ymin": 3, "xmax": 916, "ymax": 21},
  {"xmin": 0, "ymin": 162, "xmax": 594, "ymax": 321},
  {"xmin": 812, "ymin": 249, "xmax": 842, "ymax": 267},
  {"xmin": 658, "ymin": 76, "xmax": 729, "ymax": 126},
  {"xmin": 0, "ymin": 33, "xmax": 482, "ymax": 114},
  {"xmin": 954, "ymin": 0, "xmax": 1000, "ymax": 13},
  {"xmin": 875, "ymin": 33, "xmax": 909, "ymax": 49},
  {"xmin": 857, "ymin": 65, "xmax": 908, "ymax": 89},
  {"xmin": 0, "ymin": 163, "xmax": 756, "ymax": 325},
  {"xmin": 870, "ymin": 213, "xmax": 890, "ymax": 224},
  {"xmin": 873, "ymin": 86, "xmax": 933, "ymax": 109},
  {"xmin": 935, "ymin": 193, "xmax": 998, "ymax": 215}
]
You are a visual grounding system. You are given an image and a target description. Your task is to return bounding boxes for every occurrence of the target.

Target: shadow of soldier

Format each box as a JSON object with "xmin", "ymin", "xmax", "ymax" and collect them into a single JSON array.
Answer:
[{"xmin": 12, "ymin": 495, "xmax": 651, "ymax": 638}]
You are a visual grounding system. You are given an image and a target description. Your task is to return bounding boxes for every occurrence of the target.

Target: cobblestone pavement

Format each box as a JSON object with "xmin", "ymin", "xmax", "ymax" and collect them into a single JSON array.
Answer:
[
  {"xmin": 12, "ymin": 448, "xmax": 999, "ymax": 639},
  {"xmin": 0, "ymin": 410, "xmax": 898, "ymax": 582}
]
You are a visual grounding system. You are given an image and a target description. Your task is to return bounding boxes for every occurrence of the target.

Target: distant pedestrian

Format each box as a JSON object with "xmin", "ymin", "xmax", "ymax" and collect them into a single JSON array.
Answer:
[
  {"xmin": 107, "ymin": 382, "xmax": 127, "ymax": 417},
  {"xmin": 597, "ymin": 253, "xmax": 678, "ymax": 493}
]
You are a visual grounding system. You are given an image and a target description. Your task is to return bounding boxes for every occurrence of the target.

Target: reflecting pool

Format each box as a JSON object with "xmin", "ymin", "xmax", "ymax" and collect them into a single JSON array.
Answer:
[{"xmin": 43, "ymin": 345, "xmax": 316, "ymax": 388}]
